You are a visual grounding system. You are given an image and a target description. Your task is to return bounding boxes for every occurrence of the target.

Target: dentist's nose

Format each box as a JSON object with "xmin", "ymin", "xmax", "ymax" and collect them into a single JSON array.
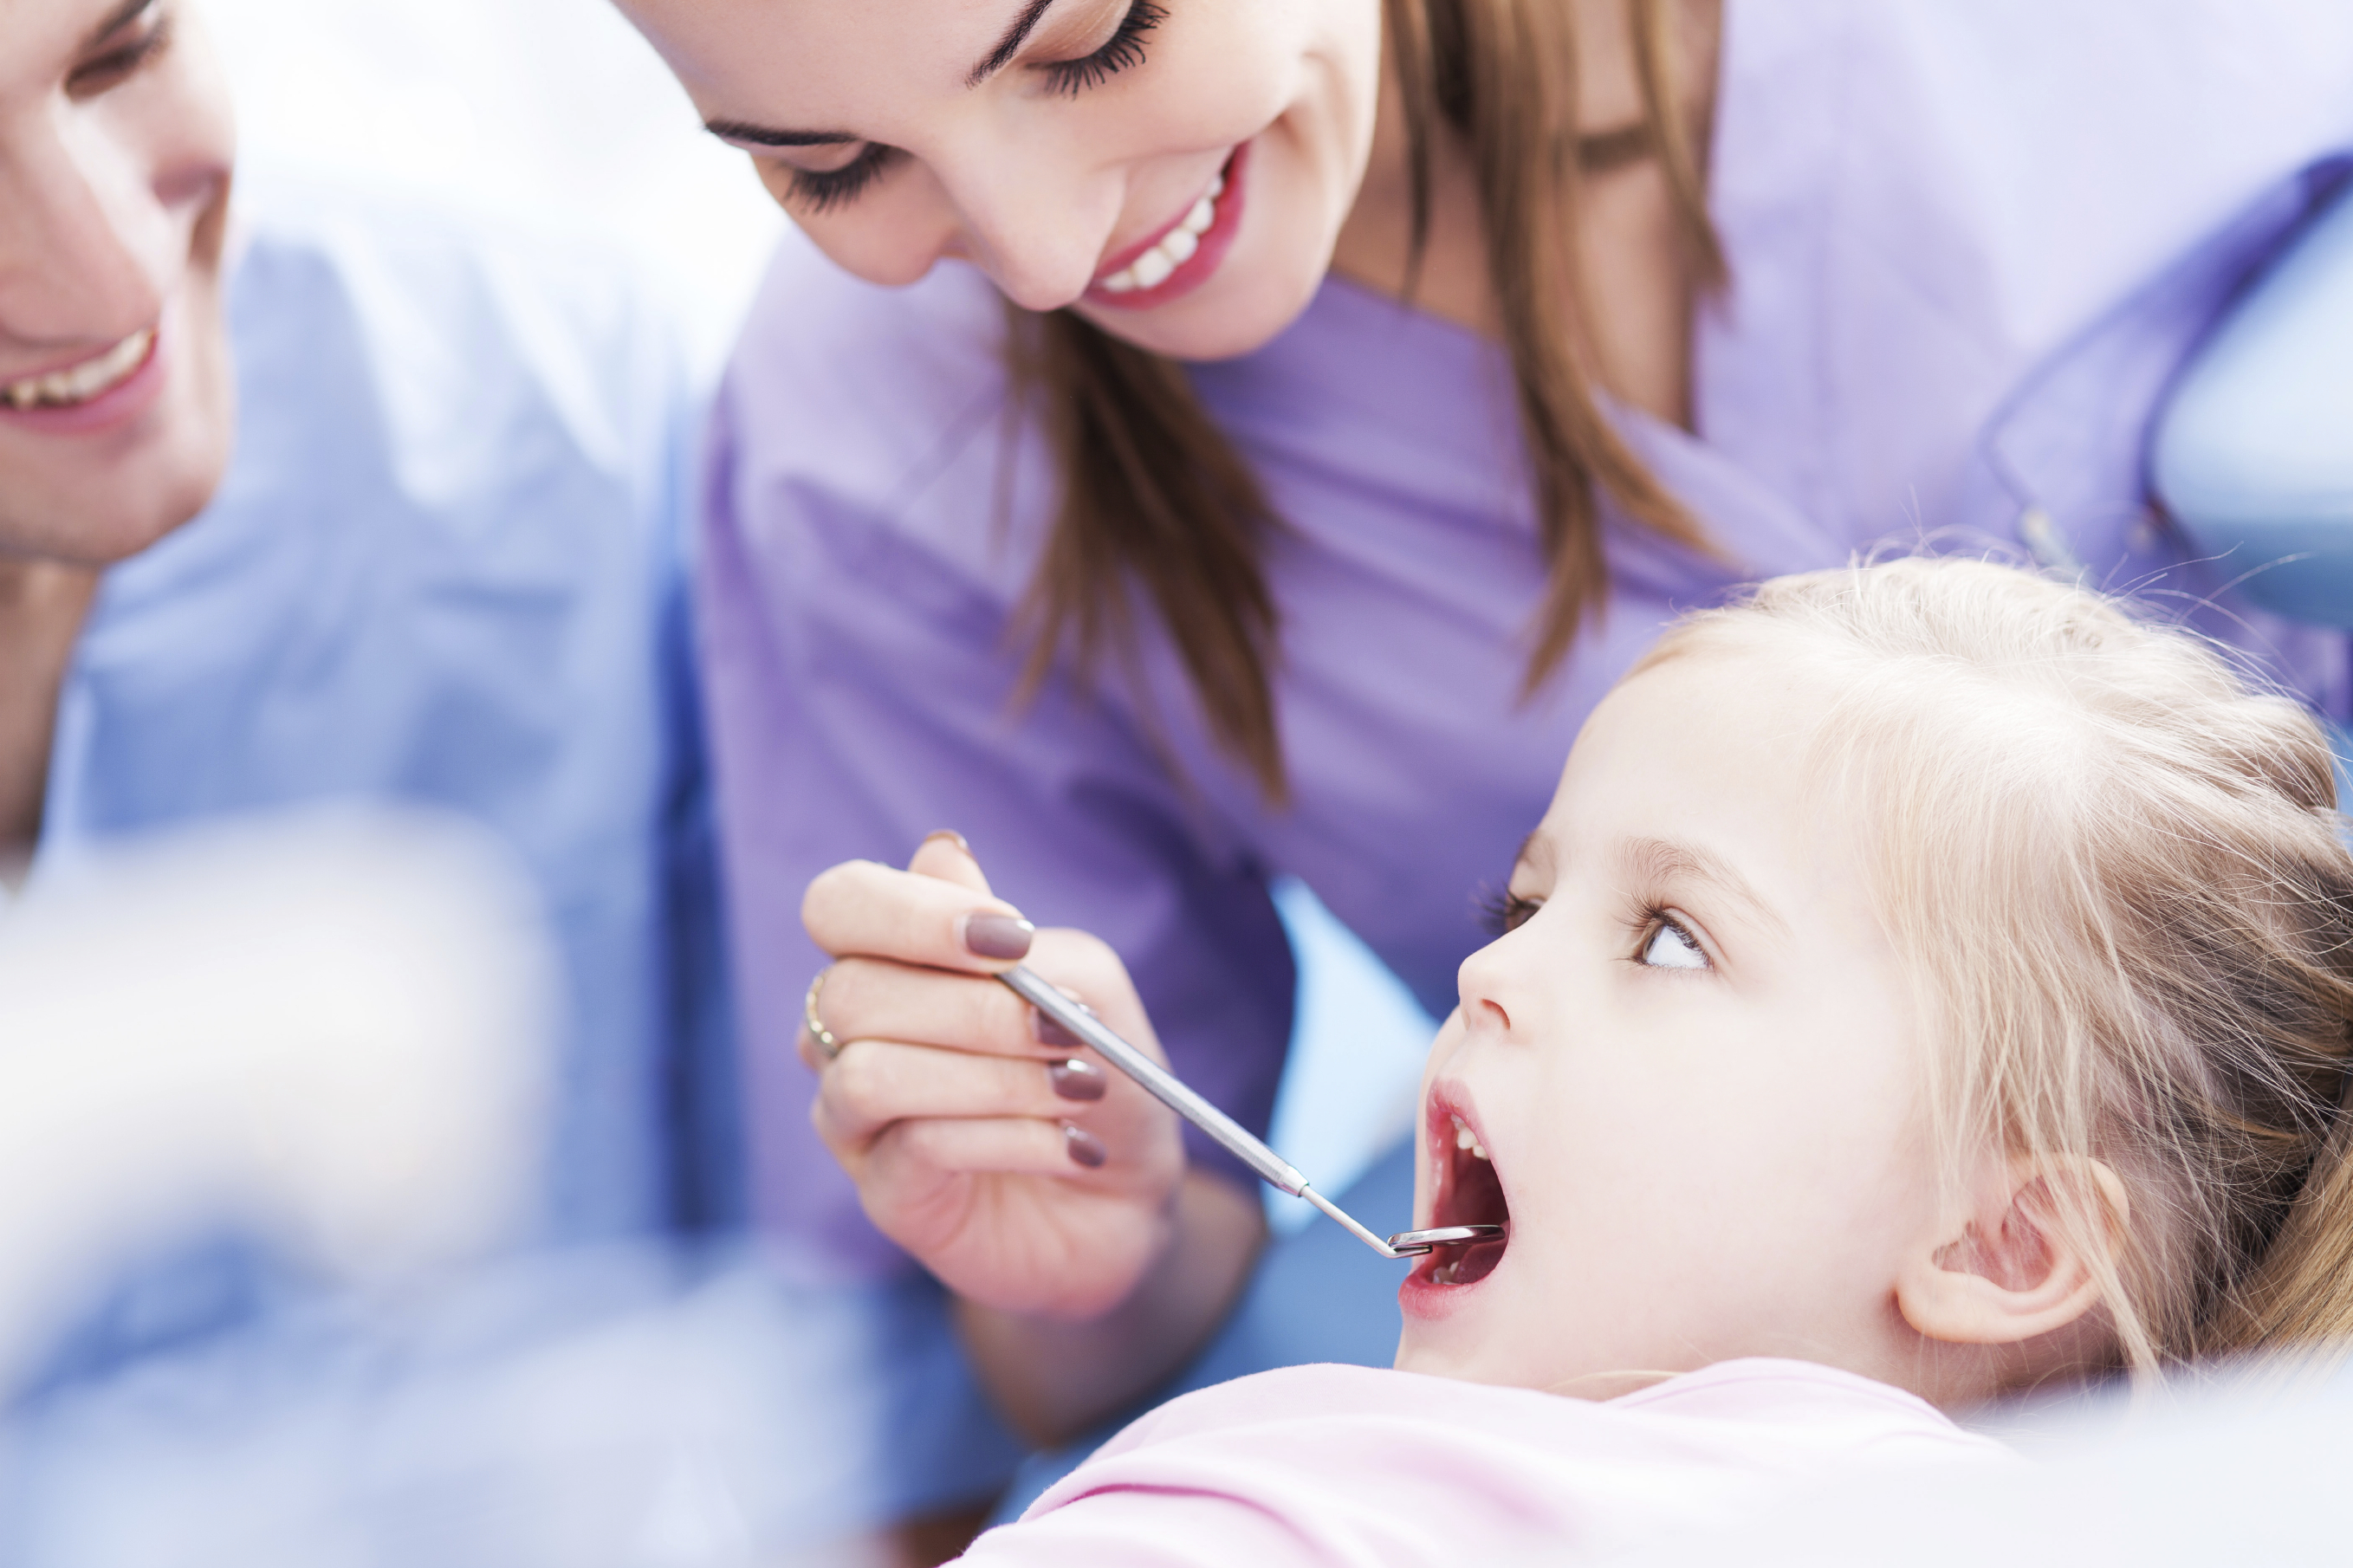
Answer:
[
  {"xmin": 0, "ymin": 111, "xmax": 179, "ymax": 347},
  {"xmin": 930, "ymin": 146, "xmax": 1115, "ymax": 312}
]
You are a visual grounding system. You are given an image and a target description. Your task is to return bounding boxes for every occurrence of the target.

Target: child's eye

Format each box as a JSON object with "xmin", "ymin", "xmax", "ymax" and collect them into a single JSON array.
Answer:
[
  {"xmin": 1637, "ymin": 917, "xmax": 1709, "ymax": 971},
  {"xmin": 1480, "ymin": 889, "xmax": 1543, "ymax": 936}
]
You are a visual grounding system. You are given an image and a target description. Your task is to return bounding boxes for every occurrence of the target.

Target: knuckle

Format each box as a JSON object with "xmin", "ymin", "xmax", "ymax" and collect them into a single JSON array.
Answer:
[
  {"xmin": 801, "ymin": 859, "xmax": 890, "ymax": 936},
  {"xmin": 1039, "ymin": 928, "xmax": 1127, "ymax": 995},
  {"xmin": 826, "ymin": 1045, "xmax": 896, "ymax": 1115}
]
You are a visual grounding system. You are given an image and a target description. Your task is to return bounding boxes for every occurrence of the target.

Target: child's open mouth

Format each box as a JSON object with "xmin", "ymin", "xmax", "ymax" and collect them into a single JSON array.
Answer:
[{"xmin": 1420, "ymin": 1105, "xmax": 1511, "ymax": 1286}]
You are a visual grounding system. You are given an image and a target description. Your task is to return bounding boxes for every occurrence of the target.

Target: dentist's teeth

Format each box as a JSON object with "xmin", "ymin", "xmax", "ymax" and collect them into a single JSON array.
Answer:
[
  {"xmin": 1131, "ymin": 247, "xmax": 1176, "ymax": 290},
  {"xmin": 2, "ymin": 327, "xmax": 154, "ymax": 411},
  {"xmin": 1095, "ymin": 168, "xmax": 1228, "ymax": 297}
]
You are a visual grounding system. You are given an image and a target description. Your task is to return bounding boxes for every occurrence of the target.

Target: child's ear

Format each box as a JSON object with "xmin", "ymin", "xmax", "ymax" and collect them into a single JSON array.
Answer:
[{"xmin": 1896, "ymin": 1158, "xmax": 2128, "ymax": 1345}]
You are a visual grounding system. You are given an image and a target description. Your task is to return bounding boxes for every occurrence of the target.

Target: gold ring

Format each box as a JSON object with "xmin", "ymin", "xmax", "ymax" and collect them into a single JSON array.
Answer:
[{"xmin": 804, "ymin": 967, "xmax": 841, "ymax": 1063}]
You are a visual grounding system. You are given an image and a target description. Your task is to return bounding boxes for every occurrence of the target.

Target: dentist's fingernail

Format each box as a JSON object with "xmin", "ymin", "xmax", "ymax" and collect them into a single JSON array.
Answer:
[
  {"xmin": 963, "ymin": 912, "xmax": 1034, "ymax": 960},
  {"xmin": 1048, "ymin": 1059, "xmax": 1106, "ymax": 1101},
  {"xmin": 1031, "ymin": 1004, "xmax": 1091, "ymax": 1051},
  {"xmin": 1063, "ymin": 1123, "xmax": 1108, "ymax": 1169},
  {"xmin": 920, "ymin": 829, "xmax": 971, "ymax": 854}
]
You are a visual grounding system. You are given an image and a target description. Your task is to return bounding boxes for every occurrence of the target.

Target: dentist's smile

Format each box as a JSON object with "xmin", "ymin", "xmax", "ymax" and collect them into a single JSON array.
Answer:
[
  {"xmin": 1085, "ymin": 142, "xmax": 1248, "ymax": 310},
  {"xmin": 0, "ymin": 324, "xmax": 168, "ymax": 436}
]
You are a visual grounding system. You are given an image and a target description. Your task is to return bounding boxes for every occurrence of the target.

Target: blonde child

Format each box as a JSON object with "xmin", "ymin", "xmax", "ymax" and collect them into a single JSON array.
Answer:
[{"xmin": 807, "ymin": 557, "xmax": 2353, "ymax": 1563}]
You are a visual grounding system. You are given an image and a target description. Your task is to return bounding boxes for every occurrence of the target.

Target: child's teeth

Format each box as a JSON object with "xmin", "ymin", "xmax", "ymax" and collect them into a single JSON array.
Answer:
[{"xmin": 1450, "ymin": 1117, "xmax": 1489, "ymax": 1160}]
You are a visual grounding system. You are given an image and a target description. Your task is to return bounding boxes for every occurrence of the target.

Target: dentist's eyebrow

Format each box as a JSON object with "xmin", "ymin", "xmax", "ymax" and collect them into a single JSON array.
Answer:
[
  {"xmin": 968, "ymin": 0, "xmax": 1058, "ymax": 86},
  {"xmin": 1618, "ymin": 836, "xmax": 1792, "ymax": 940},
  {"xmin": 702, "ymin": 0, "xmax": 1055, "ymax": 149},
  {"xmin": 703, "ymin": 120, "xmax": 860, "ymax": 149},
  {"xmin": 82, "ymin": 0, "xmax": 154, "ymax": 50}
]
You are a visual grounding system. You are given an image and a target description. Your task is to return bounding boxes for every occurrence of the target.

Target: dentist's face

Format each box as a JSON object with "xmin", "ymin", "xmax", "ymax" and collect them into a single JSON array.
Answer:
[
  {"xmin": 0, "ymin": 0, "xmax": 237, "ymax": 566},
  {"xmin": 615, "ymin": 0, "xmax": 1382, "ymax": 361}
]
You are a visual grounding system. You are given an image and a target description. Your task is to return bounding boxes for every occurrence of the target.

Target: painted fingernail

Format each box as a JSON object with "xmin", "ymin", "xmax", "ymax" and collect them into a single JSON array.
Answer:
[
  {"xmin": 1048, "ymin": 1059, "xmax": 1106, "ymax": 1101},
  {"xmin": 1063, "ymin": 1123, "xmax": 1108, "ymax": 1169},
  {"xmin": 921, "ymin": 829, "xmax": 971, "ymax": 854},
  {"xmin": 963, "ymin": 913, "xmax": 1034, "ymax": 960},
  {"xmin": 1032, "ymin": 1007, "xmax": 1086, "ymax": 1051}
]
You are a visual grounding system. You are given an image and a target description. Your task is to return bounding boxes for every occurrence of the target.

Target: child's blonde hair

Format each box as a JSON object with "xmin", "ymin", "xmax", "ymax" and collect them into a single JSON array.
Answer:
[{"xmin": 1634, "ymin": 556, "xmax": 2353, "ymax": 1377}]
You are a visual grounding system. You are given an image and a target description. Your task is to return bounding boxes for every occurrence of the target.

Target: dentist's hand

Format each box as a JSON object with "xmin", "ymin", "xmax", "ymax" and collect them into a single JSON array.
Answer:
[{"xmin": 800, "ymin": 833, "xmax": 1187, "ymax": 1321}]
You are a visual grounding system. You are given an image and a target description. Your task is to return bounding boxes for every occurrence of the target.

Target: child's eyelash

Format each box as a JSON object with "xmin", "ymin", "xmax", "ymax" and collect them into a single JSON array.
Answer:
[
  {"xmin": 1626, "ymin": 904, "xmax": 1710, "ymax": 969},
  {"xmin": 787, "ymin": 146, "xmax": 904, "ymax": 214},
  {"xmin": 1038, "ymin": 0, "xmax": 1166, "ymax": 97},
  {"xmin": 1478, "ymin": 888, "xmax": 1543, "ymax": 936}
]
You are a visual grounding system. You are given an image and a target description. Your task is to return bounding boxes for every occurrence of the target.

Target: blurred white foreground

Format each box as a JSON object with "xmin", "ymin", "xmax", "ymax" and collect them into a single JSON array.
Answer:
[
  {"xmin": 0, "ymin": 813, "xmax": 552, "ymax": 1393},
  {"xmin": 0, "ymin": 818, "xmax": 1013, "ymax": 1565}
]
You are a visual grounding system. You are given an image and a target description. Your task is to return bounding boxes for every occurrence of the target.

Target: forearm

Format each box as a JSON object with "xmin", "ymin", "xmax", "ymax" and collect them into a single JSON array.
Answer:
[{"xmin": 956, "ymin": 1168, "xmax": 1267, "ymax": 1447}]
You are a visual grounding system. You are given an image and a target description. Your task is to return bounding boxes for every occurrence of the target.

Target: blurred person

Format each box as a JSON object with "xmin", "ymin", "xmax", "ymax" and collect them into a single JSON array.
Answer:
[
  {"xmin": 0, "ymin": 8, "xmax": 1044, "ymax": 1558},
  {"xmin": 0, "ymin": 0, "xmax": 726, "ymax": 1248}
]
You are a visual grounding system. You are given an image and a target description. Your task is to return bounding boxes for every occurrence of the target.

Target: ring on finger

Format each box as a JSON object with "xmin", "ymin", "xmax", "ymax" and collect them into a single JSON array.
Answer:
[{"xmin": 804, "ymin": 967, "xmax": 843, "ymax": 1064}]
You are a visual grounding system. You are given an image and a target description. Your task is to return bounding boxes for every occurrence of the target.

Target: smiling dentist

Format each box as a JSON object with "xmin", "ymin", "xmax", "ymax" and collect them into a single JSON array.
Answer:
[
  {"xmin": 0, "ymin": 0, "xmax": 724, "ymax": 1247},
  {"xmin": 614, "ymin": 0, "xmax": 2353, "ymax": 1499}
]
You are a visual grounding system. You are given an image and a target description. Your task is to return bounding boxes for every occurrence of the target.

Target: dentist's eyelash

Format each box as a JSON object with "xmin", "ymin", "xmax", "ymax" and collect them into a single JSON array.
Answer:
[
  {"xmin": 1038, "ymin": 0, "xmax": 1166, "ymax": 97},
  {"xmin": 786, "ymin": 145, "xmax": 905, "ymax": 214},
  {"xmin": 69, "ymin": 4, "xmax": 172, "ymax": 95},
  {"xmin": 1478, "ymin": 888, "xmax": 1542, "ymax": 936}
]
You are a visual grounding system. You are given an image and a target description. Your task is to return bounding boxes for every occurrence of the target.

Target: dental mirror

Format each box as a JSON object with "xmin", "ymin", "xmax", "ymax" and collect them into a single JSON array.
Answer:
[
  {"xmin": 1384, "ymin": 1224, "xmax": 1507, "ymax": 1256},
  {"xmin": 1001, "ymin": 965, "xmax": 1506, "ymax": 1262}
]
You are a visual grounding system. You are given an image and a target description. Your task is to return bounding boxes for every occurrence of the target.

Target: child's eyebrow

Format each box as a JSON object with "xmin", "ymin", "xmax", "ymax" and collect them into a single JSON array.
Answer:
[{"xmin": 1616, "ymin": 835, "xmax": 1791, "ymax": 939}]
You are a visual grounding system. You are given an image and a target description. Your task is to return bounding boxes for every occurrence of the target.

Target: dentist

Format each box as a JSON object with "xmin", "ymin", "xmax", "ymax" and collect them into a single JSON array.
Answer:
[
  {"xmin": 0, "ymin": 0, "xmax": 725, "ymax": 1246},
  {"xmin": 619, "ymin": 0, "xmax": 2353, "ymax": 1477}
]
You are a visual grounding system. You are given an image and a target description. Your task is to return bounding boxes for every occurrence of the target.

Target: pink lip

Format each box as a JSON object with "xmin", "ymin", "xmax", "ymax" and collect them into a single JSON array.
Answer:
[
  {"xmin": 1084, "ymin": 142, "xmax": 1251, "ymax": 312},
  {"xmin": 0, "ymin": 326, "xmax": 169, "ymax": 438},
  {"xmin": 1397, "ymin": 1084, "xmax": 1505, "ymax": 1323}
]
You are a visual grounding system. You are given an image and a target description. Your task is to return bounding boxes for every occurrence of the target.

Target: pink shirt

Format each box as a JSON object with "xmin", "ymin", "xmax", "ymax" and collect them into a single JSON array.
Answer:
[{"xmin": 958, "ymin": 1359, "xmax": 2010, "ymax": 1565}]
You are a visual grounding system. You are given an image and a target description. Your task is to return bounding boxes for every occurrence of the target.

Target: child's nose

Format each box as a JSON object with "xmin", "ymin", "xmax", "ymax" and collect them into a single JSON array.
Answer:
[{"xmin": 1455, "ymin": 948, "xmax": 1518, "ymax": 1040}]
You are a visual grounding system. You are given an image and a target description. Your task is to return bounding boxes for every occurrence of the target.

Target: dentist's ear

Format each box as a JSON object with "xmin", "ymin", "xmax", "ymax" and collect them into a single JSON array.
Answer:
[{"xmin": 1896, "ymin": 1158, "xmax": 2128, "ymax": 1345}]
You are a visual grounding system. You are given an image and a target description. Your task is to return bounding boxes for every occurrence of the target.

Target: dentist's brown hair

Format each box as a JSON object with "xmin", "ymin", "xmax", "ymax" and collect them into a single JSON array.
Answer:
[{"xmin": 1014, "ymin": 0, "xmax": 1724, "ymax": 802}]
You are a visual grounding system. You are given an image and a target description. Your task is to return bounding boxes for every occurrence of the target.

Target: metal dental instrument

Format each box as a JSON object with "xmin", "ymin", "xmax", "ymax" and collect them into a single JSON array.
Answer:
[{"xmin": 1000, "ymin": 965, "xmax": 1506, "ymax": 1260}]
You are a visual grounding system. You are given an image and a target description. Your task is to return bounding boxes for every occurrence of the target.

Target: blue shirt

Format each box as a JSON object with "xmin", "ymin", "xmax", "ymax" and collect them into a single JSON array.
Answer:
[{"xmin": 37, "ymin": 175, "xmax": 732, "ymax": 1241}]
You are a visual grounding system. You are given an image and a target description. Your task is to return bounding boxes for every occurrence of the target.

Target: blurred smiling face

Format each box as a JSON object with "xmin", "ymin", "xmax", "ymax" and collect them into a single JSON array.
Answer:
[
  {"xmin": 613, "ymin": 0, "xmax": 1381, "ymax": 361},
  {"xmin": 0, "ymin": 0, "xmax": 236, "ymax": 566},
  {"xmin": 1395, "ymin": 649, "xmax": 1947, "ymax": 1396}
]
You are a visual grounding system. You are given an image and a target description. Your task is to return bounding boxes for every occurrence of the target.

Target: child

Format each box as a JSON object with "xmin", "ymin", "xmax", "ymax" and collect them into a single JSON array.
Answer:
[{"xmin": 953, "ymin": 557, "xmax": 2353, "ymax": 1563}]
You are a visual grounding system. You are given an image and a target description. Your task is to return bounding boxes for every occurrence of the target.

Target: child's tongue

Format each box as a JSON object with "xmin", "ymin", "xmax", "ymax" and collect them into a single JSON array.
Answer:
[{"xmin": 1429, "ymin": 1236, "xmax": 1507, "ymax": 1287}]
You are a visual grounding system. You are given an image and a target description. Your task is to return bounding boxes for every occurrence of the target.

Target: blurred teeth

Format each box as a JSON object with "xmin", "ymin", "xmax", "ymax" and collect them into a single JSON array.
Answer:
[
  {"xmin": 2, "ymin": 328, "xmax": 154, "ymax": 411},
  {"xmin": 1451, "ymin": 1114, "xmax": 1489, "ymax": 1162},
  {"xmin": 1099, "ymin": 172, "xmax": 1226, "ymax": 295}
]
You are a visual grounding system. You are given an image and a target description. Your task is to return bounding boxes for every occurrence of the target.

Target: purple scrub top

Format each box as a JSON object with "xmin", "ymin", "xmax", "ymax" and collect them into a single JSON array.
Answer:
[{"xmin": 699, "ymin": 0, "xmax": 2353, "ymax": 1275}]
